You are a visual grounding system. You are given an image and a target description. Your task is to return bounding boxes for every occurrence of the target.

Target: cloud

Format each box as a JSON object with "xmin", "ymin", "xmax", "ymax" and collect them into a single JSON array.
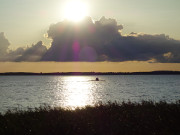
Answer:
[
  {"xmin": 3, "ymin": 41, "xmax": 47, "ymax": 62},
  {"xmin": 107, "ymin": 33, "xmax": 180, "ymax": 63},
  {"xmin": 0, "ymin": 32, "xmax": 10, "ymax": 59},
  {"xmin": 15, "ymin": 41, "xmax": 47, "ymax": 62},
  {"xmin": 42, "ymin": 16, "xmax": 124, "ymax": 61},
  {"xmin": 42, "ymin": 16, "xmax": 180, "ymax": 63},
  {"xmin": 1, "ymin": 16, "xmax": 180, "ymax": 63}
]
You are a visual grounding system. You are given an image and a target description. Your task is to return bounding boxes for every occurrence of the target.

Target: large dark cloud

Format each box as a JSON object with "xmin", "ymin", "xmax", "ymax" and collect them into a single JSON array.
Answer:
[
  {"xmin": 1, "ymin": 16, "xmax": 180, "ymax": 63},
  {"xmin": 41, "ymin": 16, "xmax": 180, "ymax": 63},
  {"xmin": 106, "ymin": 33, "xmax": 180, "ymax": 63},
  {"xmin": 42, "ymin": 16, "xmax": 123, "ymax": 61}
]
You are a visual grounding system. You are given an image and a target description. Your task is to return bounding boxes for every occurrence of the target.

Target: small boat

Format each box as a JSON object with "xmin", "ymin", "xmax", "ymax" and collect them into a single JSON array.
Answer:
[{"xmin": 96, "ymin": 77, "xmax": 99, "ymax": 81}]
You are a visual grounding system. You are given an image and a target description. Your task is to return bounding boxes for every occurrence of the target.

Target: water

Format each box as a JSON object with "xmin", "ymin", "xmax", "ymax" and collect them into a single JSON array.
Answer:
[{"xmin": 0, "ymin": 75, "xmax": 179, "ymax": 112}]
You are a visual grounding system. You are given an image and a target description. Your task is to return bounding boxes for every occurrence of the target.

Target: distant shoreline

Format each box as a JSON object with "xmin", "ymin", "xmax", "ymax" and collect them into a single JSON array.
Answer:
[{"xmin": 0, "ymin": 71, "xmax": 180, "ymax": 75}]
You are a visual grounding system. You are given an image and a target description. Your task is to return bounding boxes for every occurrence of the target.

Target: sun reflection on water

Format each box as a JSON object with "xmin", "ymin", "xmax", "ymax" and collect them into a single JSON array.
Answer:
[{"xmin": 57, "ymin": 76, "xmax": 94, "ymax": 109}]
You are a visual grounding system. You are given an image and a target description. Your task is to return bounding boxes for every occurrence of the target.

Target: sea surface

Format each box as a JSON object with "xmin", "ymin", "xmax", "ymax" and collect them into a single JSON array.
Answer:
[{"xmin": 0, "ymin": 75, "xmax": 179, "ymax": 113}]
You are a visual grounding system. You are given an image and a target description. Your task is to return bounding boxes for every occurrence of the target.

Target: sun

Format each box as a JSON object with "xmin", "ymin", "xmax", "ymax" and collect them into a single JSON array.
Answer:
[{"xmin": 63, "ymin": 0, "xmax": 89, "ymax": 22}]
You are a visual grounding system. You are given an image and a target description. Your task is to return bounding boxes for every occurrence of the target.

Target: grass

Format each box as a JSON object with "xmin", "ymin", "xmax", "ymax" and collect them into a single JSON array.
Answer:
[{"xmin": 0, "ymin": 101, "xmax": 180, "ymax": 135}]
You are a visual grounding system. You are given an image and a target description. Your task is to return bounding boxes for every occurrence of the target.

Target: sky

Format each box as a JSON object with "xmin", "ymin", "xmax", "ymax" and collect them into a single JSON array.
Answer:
[{"xmin": 0, "ymin": 0, "xmax": 180, "ymax": 72}]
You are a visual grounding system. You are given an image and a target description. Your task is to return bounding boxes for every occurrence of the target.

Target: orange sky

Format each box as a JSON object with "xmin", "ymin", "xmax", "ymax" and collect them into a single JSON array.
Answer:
[{"xmin": 0, "ymin": 62, "xmax": 180, "ymax": 73}]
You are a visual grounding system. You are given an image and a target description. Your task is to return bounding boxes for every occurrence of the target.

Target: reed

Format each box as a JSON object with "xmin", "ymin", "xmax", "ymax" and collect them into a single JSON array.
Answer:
[{"xmin": 0, "ymin": 101, "xmax": 180, "ymax": 135}]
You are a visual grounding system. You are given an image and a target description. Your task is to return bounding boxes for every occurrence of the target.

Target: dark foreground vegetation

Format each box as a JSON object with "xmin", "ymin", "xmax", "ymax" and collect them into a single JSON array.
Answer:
[{"xmin": 0, "ymin": 101, "xmax": 180, "ymax": 135}]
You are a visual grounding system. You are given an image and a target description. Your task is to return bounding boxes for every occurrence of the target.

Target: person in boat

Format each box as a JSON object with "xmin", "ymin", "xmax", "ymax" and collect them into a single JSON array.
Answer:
[{"xmin": 96, "ymin": 77, "xmax": 99, "ymax": 81}]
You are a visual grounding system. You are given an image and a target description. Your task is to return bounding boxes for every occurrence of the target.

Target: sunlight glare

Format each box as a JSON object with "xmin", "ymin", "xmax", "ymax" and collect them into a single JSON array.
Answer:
[
  {"xmin": 59, "ymin": 76, "xmax": 94, "ymax": 109},
  {"xmin": 63, "ymin": 0, "xmax": 89, "ymax": 22}
]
